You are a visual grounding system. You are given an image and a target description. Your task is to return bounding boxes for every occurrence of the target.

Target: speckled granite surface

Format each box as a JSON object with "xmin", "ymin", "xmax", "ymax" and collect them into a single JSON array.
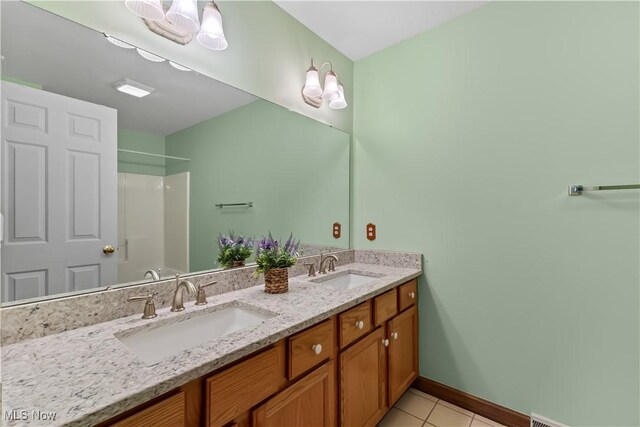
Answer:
[
  {"xmin": 1, "ymin": 250, "xmax": 355, "ymax": 346},
  {"xmin": 1, "ymin": 260, "xmax": 421, "ymax": 427}
]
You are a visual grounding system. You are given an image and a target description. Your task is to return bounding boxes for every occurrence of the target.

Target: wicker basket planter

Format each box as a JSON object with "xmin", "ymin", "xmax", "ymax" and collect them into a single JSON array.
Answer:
[{"xmin": 264, "ymin": 268, "xmax": 288, "ymax": 294}]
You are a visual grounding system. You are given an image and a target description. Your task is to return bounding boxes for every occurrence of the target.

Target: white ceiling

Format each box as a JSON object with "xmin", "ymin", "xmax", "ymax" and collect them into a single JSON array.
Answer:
[
  {"xmin": 1, "ymin": 1, "xmax": 257, "ymax": 136},
  {"xmin": 274, "ymin": 1, "xmax": 489, "ymax": 61}
]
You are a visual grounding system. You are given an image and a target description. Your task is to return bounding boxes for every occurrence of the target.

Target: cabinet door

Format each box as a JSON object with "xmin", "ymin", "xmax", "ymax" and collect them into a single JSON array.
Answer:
[
  {"xmin": 387, "ymin": 306, "xmax": 418, "ymax": 405},
  {"xmin": 340, "ymin": 327, "xmax": 387, "ymax": 427},
  {"xmin": 253, "ymin": 361, "xmax": 335, "ymax": 427}
]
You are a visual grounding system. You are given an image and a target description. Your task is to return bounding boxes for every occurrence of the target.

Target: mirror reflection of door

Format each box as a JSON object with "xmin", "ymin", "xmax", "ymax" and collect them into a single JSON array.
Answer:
[
  {"xmin": 0, "ymin": 1, "xmax": 350, "ymax": 306},
  {"xmin": 1, "ymin": 81, "xmax": 118, "ymax": 301}
]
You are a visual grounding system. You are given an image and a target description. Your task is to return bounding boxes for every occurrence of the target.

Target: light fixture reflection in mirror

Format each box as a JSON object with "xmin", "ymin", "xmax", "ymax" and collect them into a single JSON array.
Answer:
[
  {"xmin": 125, "ymin": 0, "xmax": 228, "ymax": 51},
  {"xmin": 302, "ymin": 59, "xmax": 347, "ymax": 110}
]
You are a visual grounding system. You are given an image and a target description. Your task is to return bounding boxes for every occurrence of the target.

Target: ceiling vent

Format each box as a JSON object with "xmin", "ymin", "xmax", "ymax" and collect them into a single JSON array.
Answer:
[{"xmin": 531, "ymin": 413, "xmax": 570, "ymax": 427}]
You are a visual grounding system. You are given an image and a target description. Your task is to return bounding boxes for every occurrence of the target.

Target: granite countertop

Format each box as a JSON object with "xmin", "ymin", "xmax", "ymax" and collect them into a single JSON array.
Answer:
[{"xmin": 1, "ymin": 263, "xmax": 421, "ymax": 426}]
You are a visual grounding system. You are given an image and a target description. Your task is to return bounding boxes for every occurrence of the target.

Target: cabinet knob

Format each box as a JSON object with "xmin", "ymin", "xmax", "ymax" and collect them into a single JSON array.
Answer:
[
  {"xmin": 392, "ymin": 332, "xmax": 398, "ymax": 340},
  {"xmin": 409, "ymin": 292, "xmax": 415, "ymax": 299},
  {"xmin": 355, "ymin": 320, "xmax": 364, "ymax": 330},
  {"xmin": 312, "ymin": 344, "xmax": 323, "ymax": 355},
  {"xmin": 382, "ymin": 339, "xmax": 389, "ymax": 347}
]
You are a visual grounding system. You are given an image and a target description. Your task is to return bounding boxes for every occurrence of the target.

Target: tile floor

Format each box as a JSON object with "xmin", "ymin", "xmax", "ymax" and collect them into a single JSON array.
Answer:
[{"xmin": 378, "ymin": 388, "xmax": 508, "ymax": 427}]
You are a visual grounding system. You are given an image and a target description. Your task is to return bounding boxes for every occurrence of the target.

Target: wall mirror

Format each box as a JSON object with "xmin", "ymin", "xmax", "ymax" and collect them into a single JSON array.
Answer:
[{"xmin": 0, "ymin": 1, "xmax": 350, "ymax": 306}]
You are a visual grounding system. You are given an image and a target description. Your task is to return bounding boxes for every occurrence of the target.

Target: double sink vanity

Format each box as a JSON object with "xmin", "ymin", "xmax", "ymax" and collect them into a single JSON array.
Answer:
[{"xmin": 1, "ymin": 250, "xmax": 422, "ymax": 427}]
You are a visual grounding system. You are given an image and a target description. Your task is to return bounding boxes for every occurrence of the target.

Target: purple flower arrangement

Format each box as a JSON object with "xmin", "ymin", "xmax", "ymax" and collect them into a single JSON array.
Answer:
[
  {"xmin": 254, "ymin": 233, "xmax": 300, "ymax": 276},
  {"xmin": 217, "ymin": 233, "xmax": 254, "ymax": 268}
]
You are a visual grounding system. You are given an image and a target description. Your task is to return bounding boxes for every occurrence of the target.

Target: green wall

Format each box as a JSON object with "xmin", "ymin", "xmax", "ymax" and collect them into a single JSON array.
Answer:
[
  {"xmin": 28, "ymin": 0, "xmax": 353, "ymax": 133},
  {"xmin": 117, "ymin": 128, "xmax": 166, "ymax": 176},
  {"xmin": 166, "ymin": 99, "xmax": 350, "ymax": 272},
  {"xmin": 353, "ymin": 2, "xmax": 639, "ymax": 426}
]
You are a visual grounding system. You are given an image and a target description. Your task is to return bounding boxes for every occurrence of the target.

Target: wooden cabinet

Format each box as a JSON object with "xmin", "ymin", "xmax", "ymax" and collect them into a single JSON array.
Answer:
[
  {"xmin": 253, "ymin": 362, "xmax": 335, "ymax": 427},
  {"xmin": 288, "ymin": 318, "xmax": 335, "ymax": 380},
  {"xmin": 374, "ymin": 289, "xmax": 398, "ymax": 326},
  {"xmin": 111, "ymin": 392, "xmax": 186, "ymax": 427},
  {"xmin": 339, "ymin": 327, "xmax": 387, "ymax": 427},
  {"xmin": 387, "ymin": 306, "xmax": 419, "ymax": 405},
  {"xmin": 339, "ymin": 300, "xmax": 372, "ymax": 349},
  {"xmin": 206, "ymin": 342, "xmax": 286, "ymax": 427},
  {"xmin": 398, "ymin": 279, "xmax": 417, "ymax": 312}
]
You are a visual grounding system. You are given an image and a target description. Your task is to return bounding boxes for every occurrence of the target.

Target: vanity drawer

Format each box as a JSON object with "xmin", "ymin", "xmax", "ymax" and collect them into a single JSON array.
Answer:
[
  {"xmin": 398, "ymin": 279, "xmax": 417, "ymax": 311},
  {"xmin": 374, "ymin": 289, "xmax": 398, "ymax": 326},
  {"xmin": 339, "ymin": 300, "xmax": 372, "ymax": 348},
  {"xmin": 112, "ymin": 392, "xmax": 185, "ymax": 427},
  {"xmin": 288, "ymin": 317, "xmax": 335, "ymax": 380},
  {"xmin": 206, "ymin": 343, "xmax": 286, "ymax": 427}
]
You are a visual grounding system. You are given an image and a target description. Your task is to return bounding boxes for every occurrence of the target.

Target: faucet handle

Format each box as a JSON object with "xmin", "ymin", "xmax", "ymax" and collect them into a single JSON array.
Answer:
[
  {"xmin": 304, "ymin": 263, "xmax": 316, "ymax": 277},
  {"xmin": 127, "ymin": 292, "xmax": 158, "ymax": 319},
  {"xmin": 328, "ymin": 259, "xmax": 336, "ymax": 272},
  {"xmin": 195, "ymin": 281, "xmax": 217, "ymax": 306}
]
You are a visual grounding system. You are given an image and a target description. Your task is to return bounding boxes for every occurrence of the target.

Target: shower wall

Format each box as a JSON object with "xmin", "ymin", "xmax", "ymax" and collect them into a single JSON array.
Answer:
[{"xmin": 117, "ymin": 172, "xmax": 189, "ymax": 284}]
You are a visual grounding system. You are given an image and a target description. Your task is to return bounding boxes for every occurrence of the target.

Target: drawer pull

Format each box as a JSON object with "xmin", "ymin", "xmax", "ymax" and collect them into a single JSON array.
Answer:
[
  {"xmin": 392, "ymin": 332, "xmax": 398, "ymax": 340},
  {"xmin": 382, "ymin": 339, "xmax": 389, "ymax": 347},
  {"xmin": 312, "ymin": 344, "xmax": 323, "ymax": 355},
  {"xmin": 409, "ymin": 292, "xmax": 415, "ymax": 299},
  {"xmin": 355, "ymin": 320, "xmax": 364, "ymax": 330}
]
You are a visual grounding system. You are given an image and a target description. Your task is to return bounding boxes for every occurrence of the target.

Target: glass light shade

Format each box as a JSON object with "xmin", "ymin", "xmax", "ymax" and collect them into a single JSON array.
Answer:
[
  {"xmin": 166, "ymin": 0, "xmax": 200, "ymax": 33},
  {"xmin": 137, "ymin": 48, "xmax": 166, "ymax": 62},
  {"xmin": 302, "ymin": 66, "xmax": 322, "ymax": 98},
  {"xmin": 329, "ymin": 83, "xmax": 347, "ymax": 110},
  {"xmin": 196, "ymin": 3, "xmax": 228, "ymax": 50},
  {"xmin": 125, "ymin": 0, "xmax": 165, "ymax": 21},
  {"xmin": 322, "ymin": 71, "xmax": 340, "ymax": 102}
]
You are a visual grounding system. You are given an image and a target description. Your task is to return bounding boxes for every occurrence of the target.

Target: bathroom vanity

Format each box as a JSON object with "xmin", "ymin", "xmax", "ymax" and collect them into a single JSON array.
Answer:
[
  {"xmin": 1, "ymin": 251, "xmax": 421, "ymax": 427},
  {"xmin": 103, "ymin": 280, "xmax": 418, "ymax": 427}
]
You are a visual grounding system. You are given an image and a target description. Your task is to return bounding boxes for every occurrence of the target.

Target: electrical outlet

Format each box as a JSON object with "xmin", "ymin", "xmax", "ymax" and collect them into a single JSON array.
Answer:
[{"xmin": 366, "ymin": 223, "xmax": 376, "ymax": 241}]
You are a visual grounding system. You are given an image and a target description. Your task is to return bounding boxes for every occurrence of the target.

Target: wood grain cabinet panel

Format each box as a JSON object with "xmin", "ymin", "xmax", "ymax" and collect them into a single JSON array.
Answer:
[
  {"xmin": 206, "ymin": 343, "xmax": 286, "ymax": 427},
  {"xmin": 338, "ymin": 300, "xmax": 372, "ymax": 349},
  {"xmin": 387, "ymin": 306, "xmax": 419, "ymax": 405},
  {"xmin": 398, "ymin": 279, "xmax": 417, "ymax": 312},
  {"xmin": 288, "ymin": 318, "xmax": 335, "ymax": 380},
  {"xmin": 111, "ymin": 392, "xmax": 185, "ymax": 427},
  {"xmin": 253, "ymin": 361, "xmax": 335, "ymax": 427},
  {"xmin": 340, "ymin": 327, "xmax": 387, "ymax": 427},
  {"xmin": 374, "ymin": 290, "xmax": 398, "ymax": 326}
]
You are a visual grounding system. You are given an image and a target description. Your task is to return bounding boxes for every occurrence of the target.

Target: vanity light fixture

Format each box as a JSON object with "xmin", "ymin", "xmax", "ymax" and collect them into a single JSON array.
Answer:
[
  {"xmin": 302, "ymin": 59, "xmax": 347, "ymax": 110},
  {"xmin": 124, "ymin": 0, "xmax": 228, "ymax": 51},
  {"xmin": 105, "ymin": 34, "xmax": 135, "ymax": 49},
  {"xmin": 114, "ymin": 78, "xmax": 156, "ymax": 98}
]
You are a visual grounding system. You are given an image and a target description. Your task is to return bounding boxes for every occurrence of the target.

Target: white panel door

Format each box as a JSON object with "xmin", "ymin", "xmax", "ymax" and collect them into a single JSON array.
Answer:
[{"xmin": 1, "ymin": 81, "xmax": 117, "ymax": 302}]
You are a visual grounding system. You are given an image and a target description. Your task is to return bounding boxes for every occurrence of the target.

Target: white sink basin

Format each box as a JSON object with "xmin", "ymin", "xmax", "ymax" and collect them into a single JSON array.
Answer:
[
  {"xmin": 312, "ymin": 272, "xmax": 382, "ymax": 290},
  {"xmin": 116, "ymin": 303, "xmax": 273, "ymax": 364}
]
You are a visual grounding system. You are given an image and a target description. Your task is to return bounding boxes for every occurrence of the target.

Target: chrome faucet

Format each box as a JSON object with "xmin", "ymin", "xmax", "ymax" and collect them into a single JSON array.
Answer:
[
  {"xmin": 171, "ymin": 274, "xmax": 196, "ymax": 312},
  {"xmin": 144, "ymin": 268, "xmax": 160, "ymax": 281},
  {"xmin": 319, "ymin": 254, "xmax": 338, "ymax": 274}
]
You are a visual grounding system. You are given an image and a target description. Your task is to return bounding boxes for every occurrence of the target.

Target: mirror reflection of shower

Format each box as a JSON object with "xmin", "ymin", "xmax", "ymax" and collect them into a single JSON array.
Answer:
[{"xmin": 117, "ymin": 167, "xmax": 189, "ymax": 284}]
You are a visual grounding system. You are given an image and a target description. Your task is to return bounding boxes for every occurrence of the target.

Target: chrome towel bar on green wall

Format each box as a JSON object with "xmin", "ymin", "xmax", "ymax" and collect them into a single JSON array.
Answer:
[
  {"xmin": 215, "ymin": 202, "xmax": 254, "ymax": 208},
  {"xmin": 568, "ymin": 184, "xmax": 640, "ymax": 196}
]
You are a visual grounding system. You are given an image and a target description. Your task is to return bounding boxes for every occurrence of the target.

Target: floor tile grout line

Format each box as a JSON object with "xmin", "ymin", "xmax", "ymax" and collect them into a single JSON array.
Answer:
[{"xmin": 393, "ymin": 406, "xmax": 427, "ymax": 422}]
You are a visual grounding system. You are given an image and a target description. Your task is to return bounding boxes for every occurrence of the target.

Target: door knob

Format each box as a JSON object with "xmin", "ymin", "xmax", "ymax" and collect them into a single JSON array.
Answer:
[{"xmin": 103, "ymin": 245, "xmax": 116, "ymax": 254}]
